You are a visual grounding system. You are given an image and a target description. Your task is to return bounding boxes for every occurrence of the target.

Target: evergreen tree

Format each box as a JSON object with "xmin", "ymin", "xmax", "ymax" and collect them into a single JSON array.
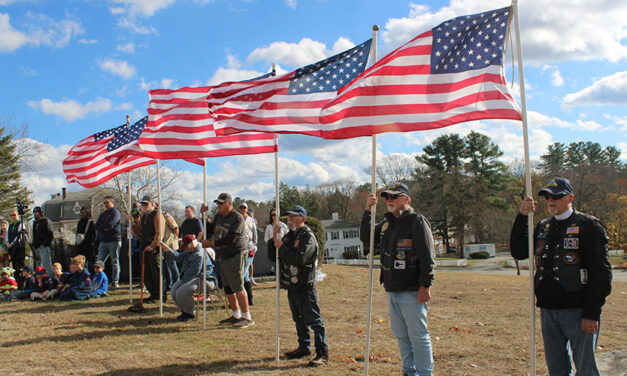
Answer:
[{"xmin": 0, "ymin": 127, "xmax": 30, "ymax": 216}]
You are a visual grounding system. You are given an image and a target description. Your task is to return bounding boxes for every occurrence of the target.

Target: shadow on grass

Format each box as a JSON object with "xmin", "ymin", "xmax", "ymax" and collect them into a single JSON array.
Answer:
[
  {"xmin": 0, "ymin": 296, "xmax": 131, "ymax": 315},
  {"xmin": 1, "ymin": 320, "xmax": 198, "ymax": 348},
  {"xmin": 97, "ymin": 357, "xmax": 307, "ymax": 376}
]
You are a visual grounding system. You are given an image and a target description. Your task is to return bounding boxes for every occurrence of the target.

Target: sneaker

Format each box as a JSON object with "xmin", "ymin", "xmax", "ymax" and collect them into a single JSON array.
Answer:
[
  {"xmin": 112, "ymin": 283, "xmax": 120, "ymax": 289},
  {"xmin": 176, "ymin": 312, "xmax": 195, "ymax": 322},
  {"xmin": 284, "ymin": 348, "xmax": 311, "ymax": 359},
  {"xmin": 232, "ymin": 318, "xmax": 255, "ymax": 329},
  {"xmin": 307, "ymin": 351, "xmax": 329, "ymax": 367},
  {"xmin": 218, "ymin": 316, "xmax": 241, "ymax": 325}
]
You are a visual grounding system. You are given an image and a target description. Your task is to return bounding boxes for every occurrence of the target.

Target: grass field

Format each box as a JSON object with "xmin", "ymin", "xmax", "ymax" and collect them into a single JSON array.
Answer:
[{"xmin": 1, "ymin": 265, "xmax": 625, "ymax": 376}]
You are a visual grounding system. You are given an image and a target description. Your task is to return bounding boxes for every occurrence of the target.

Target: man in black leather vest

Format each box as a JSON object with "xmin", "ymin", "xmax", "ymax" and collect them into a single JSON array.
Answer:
[
  {"xmin": 510, "ymin": 177, "xmax": 612, "ymax": 376},
  {"xmin": 135, "ymin": 195, "xmax": 165, "ymax": 303}
]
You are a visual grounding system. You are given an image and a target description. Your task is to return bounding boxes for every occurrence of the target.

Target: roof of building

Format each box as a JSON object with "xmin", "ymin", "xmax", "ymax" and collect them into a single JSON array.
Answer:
[
  {"xmin": 42, "ymin": 187, "xmax": 119, "ymax": 222},
  {"xmin": 321, "ymin": 218, "xmax": 359, "ymax": 230}
]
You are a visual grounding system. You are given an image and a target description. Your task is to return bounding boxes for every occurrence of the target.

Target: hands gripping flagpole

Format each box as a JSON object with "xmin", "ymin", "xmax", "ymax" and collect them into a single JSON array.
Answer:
[{"xmin": 364, "ymin": 24, "xmax": 378, "ymax": 376}]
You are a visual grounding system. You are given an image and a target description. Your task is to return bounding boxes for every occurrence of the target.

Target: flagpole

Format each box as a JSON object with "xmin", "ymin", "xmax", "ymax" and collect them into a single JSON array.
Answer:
[
  {"xmin": 512, "ymin": 1, "xmax": 536, "ymax": 374},
  {"xmin": 272, "ymin": 98, "xmax": 281, "ymax": 363},
  {"xmin": 128, "ymin": 170, "xmax": 133, "ymax": 304},
  {"xmin": 364, "ymin": 24, "xmax": 378, "ymax": 376},
  {"xmin": 202, "ymin": 158, "xmax": 207, "ymax": 329},
  {"xmin": 125, "ymin": 115, "xmax": 133, "ymax": 304},
  {"xmin": 157, "ymin": 160, "xmax": 163, "ymax": 318}
]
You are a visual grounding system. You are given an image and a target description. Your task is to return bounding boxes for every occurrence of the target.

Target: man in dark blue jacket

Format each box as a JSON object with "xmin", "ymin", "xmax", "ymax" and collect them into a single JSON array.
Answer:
[
  {"xmin": 268, "ymin": 205, "xmax": 329, "ymax": 367},
  {"xmin": 32, "ymin": 207, "xmax": 54, "ymax": 276},
  {"xmin": 510, "ymin": 177, "xmax": 612, "ymax": 375},
  {"xmin": 360, "ymin": 182, "xmax": 436, "ymax": 376},
  {"xmin": 95, "ymin": 196, "xmax": 122, "ymax": 288}
]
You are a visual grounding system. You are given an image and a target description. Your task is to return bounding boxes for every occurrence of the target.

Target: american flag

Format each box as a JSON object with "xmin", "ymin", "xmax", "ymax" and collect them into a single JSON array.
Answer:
[
  {"xmin": 140, "ymin": 83, "xmax": 277, "ymax": 160},
  {"xmin": 317, "ymin": 7, "xmax": 521, "ymax": 139},
  {"xmin": 210, "ymin": 39, "xmax": 372, "ymax": 137},
  {"xmin": 63, "ymin": 124, "xmax": 155, "ymax": 188},
  {"xmin": 107, "ymin": 116, "xmax": 204, "ymax": 166}
]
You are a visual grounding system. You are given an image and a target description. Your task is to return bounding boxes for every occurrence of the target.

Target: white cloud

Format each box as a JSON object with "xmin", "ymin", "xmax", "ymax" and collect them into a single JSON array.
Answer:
[
  {"xmin": 116, "ymin": 42, "xmax": 135, "ymax": 53},
  {"xmin": 139, "ymin": 77, "xmax": 176, "ymax": 90},
  {"xmin": 27, "ymin": 97, "xmax": 113, "ymax": 122},
  {"xmin": 98, "ymin": 58, "xmax": 136, "ymax": 79},
  {"xmin": 551, "ymin": 70, "xmax": 564, "ymax": 87},
  {"xmin": 0, "ymin": 13, "xmax": 28, "ymax": 52},
  {"xmin": 24, "ymin": 12, "xmax": 84, "ymax": 48},
  {"xmin": 603, "ymin": 114, "xmax": 627, "ymax": 132},
  {"xmin": 562, "ymin": 71, "xmax": 627, "ymax": 108},
  {"xmin": 206, "ymin": 54, "xmax": 270, "ymax": 85},
  {"xmin": 108, "ymin": 0, "xmax": 177, "ymax": 17},
  {"xmin": 285, "ymin": 0, "xmax": 297, "ymax": 9},
  {"xmin": 528, "ymin": 110, "xmax": 603, "ymax": 131},
  {"xmin": 381, "ymin": 0, "xmax": 627, "ymax": 64},
  {"xmin": 78, "ymin": 38, "xmax": 98, "ymax": 45},
  {"xmin": 246, "ymin": 37, "xmax": 356, "ymax": 68}
]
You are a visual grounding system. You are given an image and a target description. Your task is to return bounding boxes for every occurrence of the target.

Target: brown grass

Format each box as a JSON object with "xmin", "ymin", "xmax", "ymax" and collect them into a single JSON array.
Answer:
[{"xmin": 1, "ymin": 265, "xmax": 625, "ymax": 376}]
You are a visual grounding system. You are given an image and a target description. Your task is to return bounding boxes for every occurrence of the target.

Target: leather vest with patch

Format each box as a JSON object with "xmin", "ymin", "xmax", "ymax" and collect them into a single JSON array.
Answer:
[{"xmin": 534, "ymin": 212, "xmax": 588, "ymax": 293}]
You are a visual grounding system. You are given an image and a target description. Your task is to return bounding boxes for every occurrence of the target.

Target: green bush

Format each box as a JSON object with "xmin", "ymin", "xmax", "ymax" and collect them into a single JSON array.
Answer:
[
  {"xmin": 342, "ymin": 249, "xmax": 360, "ymax": 259},
  {"xmin": 469, "ymin": 251, "xmax": 490, "ymax": 259}
]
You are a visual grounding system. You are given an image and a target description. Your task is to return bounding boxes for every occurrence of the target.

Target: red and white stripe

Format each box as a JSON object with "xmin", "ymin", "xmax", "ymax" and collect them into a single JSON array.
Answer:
[
  {"xmin": 63, "ymin": 133, "xmax": 154, "ymax": 188},
  {"xmin": 318, "ymin": 30, "xmax": 521, "ymax": 139},
  {"xmin": 209, "ymin": 73, "xmax": 343, "ymax": 137},
  {"xmin": 140, "ymin": 86, "xmax": 277, "ymax": 160}
]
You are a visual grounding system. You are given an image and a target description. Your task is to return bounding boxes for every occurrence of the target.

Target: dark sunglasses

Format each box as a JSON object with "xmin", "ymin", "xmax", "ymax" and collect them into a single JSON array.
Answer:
[
  {"xmin": 384, "ymin": 193, "xmax": 405, "ymax": 200},
  {"xmin": 544, "ymin": 193, "xmax": 566, "ymax": 201},
  {"xmin": 271, "ymin": 213, "xmax": 276, "ymax": 216}
]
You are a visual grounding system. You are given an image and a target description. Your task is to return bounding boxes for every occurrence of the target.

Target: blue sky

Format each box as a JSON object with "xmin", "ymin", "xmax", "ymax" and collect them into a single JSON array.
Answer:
[{"xmin": 1, "ymin": 0, "xmax": 625, "ymax": 209}]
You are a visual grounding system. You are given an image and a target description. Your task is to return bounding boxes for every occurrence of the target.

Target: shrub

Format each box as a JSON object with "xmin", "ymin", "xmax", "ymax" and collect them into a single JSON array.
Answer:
[
  {"xmin": 342, "ymin": 249, "xmax": 360, "ymax": 259},
  {"xmin": 469, "ymin": 251, "xmax": 490, "ymax": 259}
]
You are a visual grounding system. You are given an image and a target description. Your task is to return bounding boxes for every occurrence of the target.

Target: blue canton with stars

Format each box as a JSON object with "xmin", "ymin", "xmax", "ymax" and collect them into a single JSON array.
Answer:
[
  {"xmin": 431, "ymin": 7, "xmax": 511, "ymax": 74},
  {"xmin": 105, "ymin": 116, "xmax": 148, "ymax": 152},
  {"xmin": 288, "ymin": 39, "xmax": 372, "ymax": 95}
]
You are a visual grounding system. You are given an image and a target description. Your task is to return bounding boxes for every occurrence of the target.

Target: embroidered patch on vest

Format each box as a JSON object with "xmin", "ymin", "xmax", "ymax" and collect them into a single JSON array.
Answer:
[
  {"xmin": 535, "ymin": 239, "xmax": 545, "ymax": 255},
  {"xmin": 396, "ymin": 251, "xmax": 406, "ymax": 260},
  {"xmin": 563, "ymin": 238, "xmax": 579, "ymax": 249},
  {"xmin": 294, "ymin": 239, "xmax": 300, "ymax": 248},
  {"xmin": 394, "ymin": 260, "xmax": 406, "ymax": 270},
  {"xmin": 381, "ymin": 222, "xmax": 389, "ymax": 232},
  {"xmin": 397, "ymin": 238, "xmax": 412, "ymax": 248},
  {"xmin": 562, "ymin": 252, "xmax": 580, "ymax": 265},
  {"xmin": 567, "ymin": 226, "xmax": 579, "ymax": 234}
]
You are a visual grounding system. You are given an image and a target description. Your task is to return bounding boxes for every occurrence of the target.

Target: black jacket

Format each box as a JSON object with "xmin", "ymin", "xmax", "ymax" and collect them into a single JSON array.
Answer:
[
  {"xmin": 510, "ymin": 211, "xmax": 612, "ymax": 320},
  {"xmin": 206, "ymin": 210, "xmax": 247, "ymax": 259},
  {"xmin": 360, "ymin": 208, "xmax": 436, "ymax": 292},
  {"xmin": 95, "ymin": 208, "xmax": 121, "ymax": 242},
  {"xmin": 32, "ymin": 217, "xmax": 53, "ymax": 248},
  {"xmin": 268, "ymin": 225, "xmax": 318, "ymax": 290}
]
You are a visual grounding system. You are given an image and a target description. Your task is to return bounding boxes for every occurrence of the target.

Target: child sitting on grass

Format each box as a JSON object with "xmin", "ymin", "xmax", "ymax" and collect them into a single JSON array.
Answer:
[
  {"xmin": 30, "ymin": 266, "xmax": 57, "ymax": 301},
  {"xmin": 44, "ymin": 262, "xmax": 68, "ymax": 300},
  {"xmin": 11, "ymin": 266, "xmax": 36, "ymax": 300},
  {"xmin": 0, "ymin": 267, "xmax": 17, "ymax": 301},
  {"xmin": 59, "ymin": 257, "xmax": 91, "ymax": 301},
  {"xmin": 90, "ymin": 260, "xmax": 109, "ymax": 298}
]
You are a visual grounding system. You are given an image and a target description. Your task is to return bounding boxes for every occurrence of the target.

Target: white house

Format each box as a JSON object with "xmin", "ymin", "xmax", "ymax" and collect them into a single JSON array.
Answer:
[{"xmin": 321, "ymin": 213, "xmax": 364, "ymax": 260}]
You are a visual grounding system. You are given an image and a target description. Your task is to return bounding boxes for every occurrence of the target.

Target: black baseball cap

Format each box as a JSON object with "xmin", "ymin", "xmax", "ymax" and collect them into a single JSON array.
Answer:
[
  {"xmin": 214, "ymin": 193, "xmax": 232, "ymax": 204},
  {"xmin": 538, "ymin": 178, "xmax": 574, "ymax": 197},
  {"xmin": 381, "ymin": 182, "xmax": 410, "ymax": 198},
  {"xmin": 21, "ymin": 266, "xmax": 33, "ymax": 273},
  {"xmin": 286, "ymin": 205, "xmax": 307, "ymax": 217},
  {"xmin": 140, "ymin": 195, "xmax": 153, "ymax": 204}
]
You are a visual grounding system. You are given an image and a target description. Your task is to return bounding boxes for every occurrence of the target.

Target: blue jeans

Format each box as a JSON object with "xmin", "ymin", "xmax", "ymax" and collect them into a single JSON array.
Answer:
[
  {"xmin": 163, "ymin": 250, "xmax": 179, "ymax": 290},
  {"xmin": 287, "ymin": 284, "xmax": 328, "ymax": 354},
  {"xmin": 97, "ymin": 241, "xmax": 121, "ymax": 284},
  {"xmin": 243, "ymin": 255, "xmax": 254, "ymax": 282},
  {"xmin": 35, "ymin": 246, "xmax": 53, "ymax": 276},
  {"xmin": 387, "ymin": 291, "xmax": 433, "ymax": 376},
  {"xmin": 541, "ymin": 308, "xmax": 600, "ymax": 376}
]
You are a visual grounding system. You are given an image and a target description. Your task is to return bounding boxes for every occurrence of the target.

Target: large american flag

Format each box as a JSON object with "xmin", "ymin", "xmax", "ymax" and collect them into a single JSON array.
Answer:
[
  {"xmin": 210, "ymin": 39, "xmax": 372, "ymax": 137},
  {"xmin": 140, "ymin": 84, "xmax": 277, "ymax": 160},
  {"xmin": 316, "ymin": 7, "xmax": 521, "ymax": 139},
  {"xmin": 63, "ymin": 124, "xmax": 155, "ymax": 188}
]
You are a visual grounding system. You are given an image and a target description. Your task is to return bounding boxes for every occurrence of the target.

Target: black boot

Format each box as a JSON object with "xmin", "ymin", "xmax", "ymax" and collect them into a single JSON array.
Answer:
[
  {"xmin": 308, "ymin": 349, "xmax": 329, "ymax": 367},
  {"xmin": 284, "ymin": 348, "xmax": 311, "ymax": 359}
]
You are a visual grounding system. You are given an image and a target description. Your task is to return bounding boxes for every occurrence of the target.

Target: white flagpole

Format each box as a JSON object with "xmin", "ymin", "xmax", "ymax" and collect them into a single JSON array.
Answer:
[
  {"xmin": 364, "ymin": 24, "xmax": 379, "ymax": 376},
  {"xmin": 202, "ymin": 158, "xmax": 207, "ymax": 329},
  {"xmin": 128, "ymin": 171, "xmax": 133, "ymax": 304},
  {"xmin": 512, "ymin": 1, "xmax": 536, "ymax": 374},
  {"xmin": 273, "ymin": 109, "xmax": 281, "ymax": 363},
  {"xmin": 157, "ymin": 160, "xmax": 163, "ymax": 317}
]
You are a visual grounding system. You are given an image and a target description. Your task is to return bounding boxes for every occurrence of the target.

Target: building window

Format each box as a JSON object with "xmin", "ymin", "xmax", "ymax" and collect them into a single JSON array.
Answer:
[
  {"xmin": 343, "ymin": 229, "xmax": 359, "ymax": 239},
  {"xmin": 331, "ymin": 231, "xmax": 339, "ymax": 240}
]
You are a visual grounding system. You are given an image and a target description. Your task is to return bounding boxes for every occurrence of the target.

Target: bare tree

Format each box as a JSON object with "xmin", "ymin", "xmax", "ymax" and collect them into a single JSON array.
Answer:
[{"xmin": 375, "ymin": 153, "xmax": 418, "ymax": 186}]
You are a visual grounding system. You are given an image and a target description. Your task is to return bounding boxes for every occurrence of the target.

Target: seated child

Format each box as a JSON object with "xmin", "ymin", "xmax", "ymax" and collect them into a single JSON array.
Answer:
[
  {"xmin": 59, "ymin": 257, "xmax": 91, "ymax": 301},
  {"xmin": 43, "ymin": 262, "xmax": 67, "ymax": 300},
  {"xmin": 30, "ymin": 266, "xmax": 57, "ymax": 301},
  {"xmin": 0, "ymin": 267, "xmax": 18, "ymax": 301},
  {"xmin": 90, "ymin": 260, "xmax": 109, "ymax": 298},
  {"xmin": 11, "ymin": 266, "xmax": 36, "ymax": 300}
]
